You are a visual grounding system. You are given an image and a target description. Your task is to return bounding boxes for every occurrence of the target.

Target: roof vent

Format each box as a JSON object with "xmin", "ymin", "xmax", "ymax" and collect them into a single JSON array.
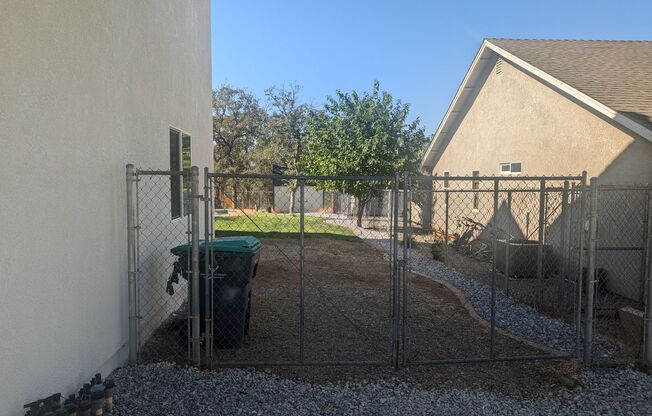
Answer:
[{"xmin": 495, "ymin": 58, "xmax": 503, "ymax": 75}]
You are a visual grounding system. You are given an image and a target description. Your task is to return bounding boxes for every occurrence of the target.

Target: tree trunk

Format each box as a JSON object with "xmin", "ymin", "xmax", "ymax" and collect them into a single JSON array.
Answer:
[
  {"xmin": 356, "ymin": 199, "xmax": 367, "ymax": 227},
  {"xmin": 289, "ymin": 182, "xmax": 297, "ymax": 214}
]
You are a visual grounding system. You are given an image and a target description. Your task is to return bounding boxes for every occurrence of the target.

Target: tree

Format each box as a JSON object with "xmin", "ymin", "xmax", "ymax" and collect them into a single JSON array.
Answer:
[
  {"xmin": 263, "ymin": 84, "xmax": 311, "ymax": 214},
  {"xmin": 303, "ymin": 81, "xmax": 427, "ymax": 226},
  {"xmin": 212, "ymin": 85, "xmax": 268, "ymax": 206}
]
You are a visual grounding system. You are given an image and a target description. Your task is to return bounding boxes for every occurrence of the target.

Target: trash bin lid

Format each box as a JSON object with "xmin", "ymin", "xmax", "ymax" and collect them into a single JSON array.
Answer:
[
  {"xmin": 203, "ymin": 236, "xmax": 262, "ymax": 253},
  {"xmin": 171, "ymin": 236, "xmax": 262, "ymax": 255}
]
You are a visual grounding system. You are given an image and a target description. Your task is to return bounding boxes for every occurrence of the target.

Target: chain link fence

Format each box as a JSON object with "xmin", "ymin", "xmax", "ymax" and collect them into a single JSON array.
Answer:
[
  {"xmin": 406, "ymin": 176, "xmax": 586, "ymax": 364},
  {"xmin": 589, "ymin": 185, "xmax": 652, "ymax": 360},
  {"xmin": 128, "ymin": 169, "xmax": 195, "ymax": 364},
  {"xmin": 126, "ymin": 166, "xmax": 652, "ymax": 368}
]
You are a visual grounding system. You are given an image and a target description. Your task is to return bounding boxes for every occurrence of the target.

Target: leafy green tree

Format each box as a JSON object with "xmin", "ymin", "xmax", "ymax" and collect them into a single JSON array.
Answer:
[
  {"xmin": 212, "ymin": 85, "xmax": 268, "ymax": 206},
  {"xmin": 303, "ymin": 81, "xmax": 427, "ymax": 226},
  {"xmin": 263, "ymin": 83, "xmax": 311, "ymax": 213}
]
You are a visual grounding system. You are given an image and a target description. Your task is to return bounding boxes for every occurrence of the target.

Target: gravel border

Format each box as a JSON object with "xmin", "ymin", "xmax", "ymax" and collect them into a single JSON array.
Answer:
[
  {"xmin": 324, "ymin": 216, "xmax": 616, "ymax": 357},
  {"xmin": 110, "ymin": 362, "xmax": 652, "ymax": 415}
]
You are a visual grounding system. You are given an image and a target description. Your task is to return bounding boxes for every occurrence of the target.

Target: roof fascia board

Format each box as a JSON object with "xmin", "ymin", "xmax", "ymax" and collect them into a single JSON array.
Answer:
[{"xmin": 420, "ymin": 41, "xmax": 494, "ymax": 171}]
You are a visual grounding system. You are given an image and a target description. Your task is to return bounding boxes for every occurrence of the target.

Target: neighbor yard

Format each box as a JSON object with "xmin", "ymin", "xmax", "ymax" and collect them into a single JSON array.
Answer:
[{"xmin": 214, "ymin": 211, "xmax": 357, "ymax": 240}]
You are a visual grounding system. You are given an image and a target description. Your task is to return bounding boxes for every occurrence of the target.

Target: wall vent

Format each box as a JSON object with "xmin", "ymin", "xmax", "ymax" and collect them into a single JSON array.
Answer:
[{"xmin": 495, "ymin": 58, "xmax": 503, "ymax": 75}]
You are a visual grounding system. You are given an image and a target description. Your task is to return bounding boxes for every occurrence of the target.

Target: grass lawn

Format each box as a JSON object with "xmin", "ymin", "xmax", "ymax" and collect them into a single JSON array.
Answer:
[{"xmin": 214, "ymin": 212, "xmax": 359, "ymax": 241}]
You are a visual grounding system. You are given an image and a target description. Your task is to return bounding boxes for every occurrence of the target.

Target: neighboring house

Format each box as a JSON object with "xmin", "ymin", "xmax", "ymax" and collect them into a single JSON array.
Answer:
[
  {"xmin": 419, "ymin": 39, "xmax": 652, "ymax": 304},
  {"xmin": 0, "ymin": 1, "xmax": 212, "ymax": 414},
  {"xmin": 420, "ymin": 39, "xmax": 652, "ymax": 183}
]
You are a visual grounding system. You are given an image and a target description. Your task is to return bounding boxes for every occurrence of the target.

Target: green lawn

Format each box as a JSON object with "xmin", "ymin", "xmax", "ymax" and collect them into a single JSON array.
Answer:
[{"xmin": 214, "ymin": 212, "xmax": 359, "ymax": 241}]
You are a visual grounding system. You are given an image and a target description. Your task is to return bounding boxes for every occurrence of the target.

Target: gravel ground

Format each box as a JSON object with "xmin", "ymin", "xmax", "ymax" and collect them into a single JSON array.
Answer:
[
  {"xmin": 326, "ymin": 216, "xmax": 616, "ymax": 358},
  {"xmin": 110, "ymin": 362, "xmax": 652, "ymax": 415}
]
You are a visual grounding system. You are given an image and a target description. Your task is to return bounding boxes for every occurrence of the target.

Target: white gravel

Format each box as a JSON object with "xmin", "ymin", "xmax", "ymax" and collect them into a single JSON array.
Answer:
[{"xmin": 110, "ymin": 362, "xmax": 652, "ymax": 415}]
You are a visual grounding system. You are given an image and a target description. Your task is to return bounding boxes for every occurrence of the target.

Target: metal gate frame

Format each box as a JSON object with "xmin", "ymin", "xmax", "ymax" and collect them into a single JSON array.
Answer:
[
  {"xmin": 203, "ymin": 171, "xmax": 400, "ymax": 368},
  {"xmin": 402, "ymin": 174, "xmax": 589, "ymax": 366}
]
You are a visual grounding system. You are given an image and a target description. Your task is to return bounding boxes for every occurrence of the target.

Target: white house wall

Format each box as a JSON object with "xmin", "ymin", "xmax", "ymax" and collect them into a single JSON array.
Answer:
[{"xmin": 0, "ymin": 1, "xmax": 212, "ymax": 413}]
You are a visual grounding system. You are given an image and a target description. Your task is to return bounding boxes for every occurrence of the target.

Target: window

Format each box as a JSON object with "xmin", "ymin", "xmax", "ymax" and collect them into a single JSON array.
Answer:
[
  {"xmin": 500, "ymin": 161, "xmax": 522, "ymax": 175},
  {"xmin": 170, "ymin": 128, "xmax": 192, "ymax": 219},
  {"xmin": 472, "ymin": 170, "xmax": 480, "ymax": 210},
  {"xmin": 443, "ymin": 171, "xmax": 450, "ymax": 188}
]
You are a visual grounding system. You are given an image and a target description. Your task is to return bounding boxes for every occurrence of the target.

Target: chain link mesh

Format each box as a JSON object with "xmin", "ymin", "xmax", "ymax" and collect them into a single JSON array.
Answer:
[
  {"xmin": 129, "ymin": 168, "xmax": 651, "ymax": 366},
  {"xmin": 135, "ymin": 172, "xmax": 193, "ymax": 364}
]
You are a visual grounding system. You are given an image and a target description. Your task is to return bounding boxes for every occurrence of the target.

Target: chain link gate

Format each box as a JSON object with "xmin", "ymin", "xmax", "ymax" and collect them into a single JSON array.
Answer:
[
  {"xmin": 200, "ymin": 172, "xmax": 403, "ymax": 367},
  {"xmin": 403, "ymin": 174, "xmax": 588, "ymax": 365},
  {"xmin": 126, "ymin": 165, "xmax": 652, "ymax": 368},
  {"xmin": 126, "ymin": 165, "xmax": 202, "ymax": 366}
]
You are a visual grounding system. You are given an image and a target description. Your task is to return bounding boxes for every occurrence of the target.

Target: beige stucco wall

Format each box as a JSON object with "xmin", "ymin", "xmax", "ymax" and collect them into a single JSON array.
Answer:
[
  {"xmin": 0, "ymin": 1, "xmax": 212, "ymax": 413},
  {"xmin": 427, "ymin": 56, "xmax": 652, "ymax": 303},
  {"xmin": 430, "ymin": 56, "xmax": 652, "ymax": 184}
]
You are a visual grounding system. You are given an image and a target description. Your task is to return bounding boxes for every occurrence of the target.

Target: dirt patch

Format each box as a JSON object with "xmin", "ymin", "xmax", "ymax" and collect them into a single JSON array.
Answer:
[{"xmin": 140, "ymin": 236, "xmax": 577, "ymax": 392}]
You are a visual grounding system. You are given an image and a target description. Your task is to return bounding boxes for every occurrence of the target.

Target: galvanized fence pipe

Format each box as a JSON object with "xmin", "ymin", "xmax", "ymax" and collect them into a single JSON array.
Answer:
[
  {"xmin": 504, "ymin": 190, "xmax": 511, "ymax": 295},
  {"xmin": 575, "ymin": 171, "xmax": 588, "ymax": 357},
  {"xmin": 392, "ymin": 173, "xmax": 400, "ymax": 368},
  {"xmin": 490, "ymin": 179, "xmax": 498, "ymax": 358},
  {"xmin": 203, "ymin": 167, "xmax": 213, "ymax": 366},
  {"xmin": 641, "ymin": 190, "xmax": 651, "ymax": 307},
  {"xmin": 644, "ymin": 188, "xmax": 652, "ymax": 365},
  {"xmin": 536, "ymin": 180, "xmax": 546, "ymax": 308},
  {"xmin": 190, "ymin": 166, "xmax": 201, "ymax": 367},
  {"xmin": 299, "ymin": 180, "xmax": 305, "ymax": 363},
  {"xmin": 584, "ymin": 177, "xmax": 599, "ymax": 364},
  {"xmin": 401, "ymin": 174, "xmax": 409, "ymax": 366},
  {"xmin": 444, "ymin": 189, "xmax": 450, "ymax": 260},
  {"xmin": 126, "ymin": 164, "xmax": 138, "ymax": 363},
  {"xmin": 557, "ymin": 181, "xmax": 570, "ymax": 308}
]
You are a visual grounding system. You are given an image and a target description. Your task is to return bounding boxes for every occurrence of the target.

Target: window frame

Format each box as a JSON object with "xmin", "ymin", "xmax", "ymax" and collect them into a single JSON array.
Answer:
[
  {"xmin": 499, "ymin": 161, "xmax": 522, "ymax": 176},
  {"xmin": 169, "ymin": 127, "xmax": 192, "ymax": 220}
]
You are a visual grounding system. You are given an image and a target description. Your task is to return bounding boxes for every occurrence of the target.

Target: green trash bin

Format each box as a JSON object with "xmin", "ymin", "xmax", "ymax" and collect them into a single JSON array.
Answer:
[{"xmin": 169, "ymin": 236, "xmax": 262, "ymax": 349}]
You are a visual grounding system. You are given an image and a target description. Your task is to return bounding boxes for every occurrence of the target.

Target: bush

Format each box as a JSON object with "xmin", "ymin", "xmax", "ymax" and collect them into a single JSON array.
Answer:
[{"xmin": 431, "ymin": 240, "xmax": 446, "ymax": 262}]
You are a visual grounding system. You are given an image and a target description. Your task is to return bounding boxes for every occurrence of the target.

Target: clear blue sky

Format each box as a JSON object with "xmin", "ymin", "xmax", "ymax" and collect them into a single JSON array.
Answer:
[{"xmin": 211, "ymin": 0, "xmax": 652, "ymax": 135}]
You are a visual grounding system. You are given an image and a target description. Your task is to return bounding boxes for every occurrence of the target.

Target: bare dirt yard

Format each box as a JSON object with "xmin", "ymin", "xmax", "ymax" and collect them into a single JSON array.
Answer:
[
  {"xmin": 210, "ymin": 236, "xmax": 576, "ymax": 394},
  {"xmin": 140, "ymin": 235, "xmax": 584, "ymax": 394}
]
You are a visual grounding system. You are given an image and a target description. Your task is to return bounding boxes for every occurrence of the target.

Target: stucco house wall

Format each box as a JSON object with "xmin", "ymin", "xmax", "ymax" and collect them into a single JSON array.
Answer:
[
  {"xmin": 429, "ymin": 56, "xmax": 652, "ymax": 183},
  {"xmin": 0, "ymin": 1, "xmax": 212, "ymax": 413},
  {"xmin": 426, "ymin": 55, "xmax": 652, "ymax": 303}
]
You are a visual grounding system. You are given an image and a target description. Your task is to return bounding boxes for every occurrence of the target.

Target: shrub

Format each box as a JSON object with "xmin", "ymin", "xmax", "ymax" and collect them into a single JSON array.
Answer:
[{"xmin": 431, "ymin": 240, "xmax": 446, "ymax": 262}]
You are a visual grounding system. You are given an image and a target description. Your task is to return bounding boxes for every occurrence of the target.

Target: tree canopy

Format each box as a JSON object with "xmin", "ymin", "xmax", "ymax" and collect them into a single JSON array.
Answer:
[{"xmin": 302, "ymin": 81, "xmax": 427, "ymax": 225}]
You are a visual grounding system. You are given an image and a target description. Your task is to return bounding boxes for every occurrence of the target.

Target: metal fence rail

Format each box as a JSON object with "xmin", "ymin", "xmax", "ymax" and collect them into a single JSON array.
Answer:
[{"xmin": 125, "ymin": 165, "xmax": 652, "ymax": 368}]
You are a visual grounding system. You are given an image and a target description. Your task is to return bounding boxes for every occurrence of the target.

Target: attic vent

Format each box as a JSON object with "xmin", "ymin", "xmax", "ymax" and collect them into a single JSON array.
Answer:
[{"xmin": 495, "ymin": 58, "xmax": 503, "ymax": 75}]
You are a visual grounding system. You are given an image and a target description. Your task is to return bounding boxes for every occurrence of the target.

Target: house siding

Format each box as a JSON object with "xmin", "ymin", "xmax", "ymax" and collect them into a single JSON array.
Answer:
[
  {"xmin": 430, "ymin": 55, "xmax": 652, "ymax": 184},
  {"xmin": 0, "ymin": 1, "xmax": 212, "ymax": 413},
  {"xmin": 428, "ymin": 55, "xmax": 652, "ymax": 303}
]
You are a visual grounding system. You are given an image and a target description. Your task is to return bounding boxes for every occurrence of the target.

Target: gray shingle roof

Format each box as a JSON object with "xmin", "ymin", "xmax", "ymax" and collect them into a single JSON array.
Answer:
[{"xmin": 487, "ymin": 39, "xmax": 652, "ymax": 131}]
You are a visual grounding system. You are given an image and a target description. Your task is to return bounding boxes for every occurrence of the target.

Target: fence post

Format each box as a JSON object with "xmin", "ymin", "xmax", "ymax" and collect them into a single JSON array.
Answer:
[
  {"xmin": 490, "ymin": 179, "xmax": 499, "ymax": 358},
  {"xmin": 203, "ymin": 167, "xmax": 213, "ymax": 366},
  {"xmin": 640, "ymin": 189, "xmax": 651, "ymax": 307},
  {"xmin": 584, "ymin": 177, "xmax": 599, "ymax": 364},
  {"xmin": 558, "ymin": 181, "xmax": 570, "ymax": 309},
  {"xmin": 190, "ymin": 166, "xmax": 201, "ymax": 367},
  {"xmin": 575, "ymin": 171, "xmax": 588, "ymax": 357},
  {"xmin": 392, "ymin": 172, "xmax": 400, "ymax": 368},
  {"xmin": 536, "ymin": 180, "xmax": 546, "ymax": 308},
  {"xmin": 401, "ymin": 173, "xmax": 409, "ymax": 366},
  {"xmin": 444, "ymin": 189, "xmax": 450, "ymax": 261},
  {"xmin": 643, "ymin": 188, "xmax": 652, "ymax": 365},
  {"xmin": 126, "ymin": 164, "xmax": 138, "ymax": 364},
  {"xmin": 299, "ymin": 179, "xmax": 305, "ymax": 364},
  {"xmin": 505, "ymin": 190, "xmax": 511, "ymax": 295},
  {"xmin": 422, "ymin": 178, "xmax": 433, "ymax": 233}
]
